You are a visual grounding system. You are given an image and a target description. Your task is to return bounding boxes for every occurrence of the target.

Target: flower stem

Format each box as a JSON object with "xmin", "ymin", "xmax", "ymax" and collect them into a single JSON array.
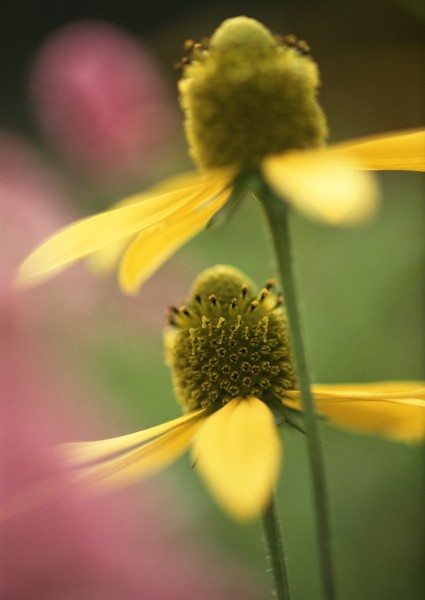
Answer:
[
  {"xmin": 262, "ymin": 493, "xmax": 291, "ymax": 600},
  {"xmin": 261, "ymin": 188, "xmax": 337, "ymax": 600}
]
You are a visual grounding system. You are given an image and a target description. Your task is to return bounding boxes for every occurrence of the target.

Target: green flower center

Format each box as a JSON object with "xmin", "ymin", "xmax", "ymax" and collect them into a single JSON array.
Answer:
[
  {"xmin": 165, "ymin": 265, "xmax": 296, "ymax": 412},
  {"xmin": 178, "ymin": 16, "xmax": 328, "ymax": 171}
]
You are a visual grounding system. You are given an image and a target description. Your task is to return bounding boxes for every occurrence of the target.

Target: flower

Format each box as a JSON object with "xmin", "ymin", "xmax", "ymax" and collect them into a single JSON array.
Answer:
[
  {"xmin": 60, "ymin": 266, "xmax": 425, "ymax": 520},
  {"xmin": 18, "ymin": 17, "xmax": 425, "ymax": 294}
]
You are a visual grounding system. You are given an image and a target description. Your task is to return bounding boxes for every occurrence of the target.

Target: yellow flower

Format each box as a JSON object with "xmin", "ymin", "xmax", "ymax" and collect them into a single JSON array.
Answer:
[
  {"xmin": 18, "ymin": 17, "xmax": 425, "ymax": 294},
  {"xmin": 61, "ymin": 266, "xmax": 425, "ymax": 520}
]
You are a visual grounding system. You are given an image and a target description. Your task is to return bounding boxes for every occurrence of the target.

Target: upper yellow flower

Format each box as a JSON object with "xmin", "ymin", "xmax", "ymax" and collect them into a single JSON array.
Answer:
[
  {"xmin": 17, "ymin": 17, "xmax": 425, "ymax": 294},
  {"xmin": 61, "ymin": 266, "xmax": 425, "ymax": 520}
]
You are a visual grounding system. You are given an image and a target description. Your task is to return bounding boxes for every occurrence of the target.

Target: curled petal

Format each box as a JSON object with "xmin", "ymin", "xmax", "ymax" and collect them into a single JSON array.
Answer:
[
  {"xmin": 284, "ymin": 381, "xmax": 425, "ymax": 442},
  {"xmin": 193, "ymin": 397, "xmax": 281, "ymax": 520},
  {"xmin": 262, "ymin": 150, "xmax": 379, "ymax": 225},
  {"xmin": 328, "ymin": 128, "xmax": 425, "ymax": 171},
  {"xmin": 62, "ymin": 410, "xmax": 206, "ymax": 489}
]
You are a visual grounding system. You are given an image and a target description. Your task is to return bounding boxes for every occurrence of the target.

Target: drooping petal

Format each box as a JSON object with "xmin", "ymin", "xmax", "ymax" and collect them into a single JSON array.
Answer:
[
  {"xmin": 328, "ymin": 128, "xmax": 425, "ymax": 171},
  {"xmin": 262, "ymin": 150, "xmax": 379, "ymax": 225},
  {"xmin": 63, "ymin": 409, "xmax": 206, "ymax": 466},
  {"xmin": 193, "ymin": 397, "xmax": 281, "ymax": 520},
  {"xmin": 119, "ymin": 186, "xmax": 231, "ymax": 293},
  {"xmin": 62, "ymin": 409, "xmax": 207, "ymax": 489},
  {"xmin": 17, "ymin": 171, "xmax": 231, "ymax": 287},
  {"xmin": 88, "ymin": 171, "xmax": 223, "ymax": 275},
  {"xmin": 284, "ymin": 381, "xmax": 425, "ymax": 442},
  {"xmin": 87, "ymin": 191, "xmax": 160, "ymax": 275}
]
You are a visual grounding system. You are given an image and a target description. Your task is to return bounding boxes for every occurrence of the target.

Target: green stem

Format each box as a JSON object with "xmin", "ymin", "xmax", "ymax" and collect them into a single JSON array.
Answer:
[
  {"xmin": 261, "ymin": 493, "xmax": 291, "ymax": 600},
  {"xmin": 261, "ymin": 189, "xmax": 337, "ymax": 600}
]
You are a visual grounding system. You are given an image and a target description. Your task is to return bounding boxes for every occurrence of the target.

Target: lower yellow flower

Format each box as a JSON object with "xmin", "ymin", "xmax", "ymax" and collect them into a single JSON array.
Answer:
[
  {"xmin": 62, "ymin": 266, "xmax": 425, "ymax": 520},
  {"xmin": 17, "ymin": 18, "xmax": 425, "ymax": 294}
]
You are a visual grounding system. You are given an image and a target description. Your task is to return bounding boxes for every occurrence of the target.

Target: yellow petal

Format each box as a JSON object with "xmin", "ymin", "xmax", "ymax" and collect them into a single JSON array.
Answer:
[
  {"xmin": 262, "ymin": 150, "xmax": 379, "ymax": 225},
  {"xmin": 119, "ymin": 187, "xmax": 231, "ymax": 293},
  {"xmin": 17, "ymin": 171, "xmax": 230, "ymax": 287},
  {"xmin": 63, "ymin": 410, "xmax": 206, "ymax": 490},
  {"xmin": 193, "ymin": 397, "xmax": 281, "ymax": 520},
  {"xmin": 63, "ymin": 409, "xmax": 206, "ymax": 466},
  {"xmin": 88, "ymin": 171, "xmax": 224, "ymax": 275},
  {"xmin": 328, "ymin": 128, "xmax": 425, "ymax": 171},
  {"xmin": 284, "ymin": 381, "xmax": 425, "ymax": 442},
  {"xmin": 88, "ymin": 237, "xmax": 133, "ymax": 274}
]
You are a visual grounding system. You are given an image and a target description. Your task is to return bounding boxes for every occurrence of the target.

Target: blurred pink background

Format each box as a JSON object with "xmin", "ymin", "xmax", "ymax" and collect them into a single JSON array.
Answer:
[
  {"xmin": 30, "ymin": 21, "xmax": 178, "ymax": 186},
  {"xmin": 0, "ymin": 126, "xmax": 263, "ymax": 599}
]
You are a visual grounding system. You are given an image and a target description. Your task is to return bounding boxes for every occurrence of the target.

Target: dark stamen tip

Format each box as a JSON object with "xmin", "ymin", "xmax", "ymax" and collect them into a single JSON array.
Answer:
[
  {"xmin": 183, "ymin": 39, "xmax": 195, "ymax": 52},
  {"xmin": 296, "ymin": 39, "xmax": 311, "ymax": 55},
  {"xmin": 284, "ymin": 33, "xmax": 297, "ymax": 47}
]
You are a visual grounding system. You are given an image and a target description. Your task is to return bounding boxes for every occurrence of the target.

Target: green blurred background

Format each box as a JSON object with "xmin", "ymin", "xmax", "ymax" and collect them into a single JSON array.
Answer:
[{"xmin": 3, "ymin": 0, "xmax": 424, "ymax": 598}]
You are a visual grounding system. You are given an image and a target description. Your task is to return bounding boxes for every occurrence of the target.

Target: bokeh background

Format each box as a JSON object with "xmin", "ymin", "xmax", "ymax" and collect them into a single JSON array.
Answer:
[{"xmin": 1, "ymin": 0, "xmax": 424, "ymax": 598}]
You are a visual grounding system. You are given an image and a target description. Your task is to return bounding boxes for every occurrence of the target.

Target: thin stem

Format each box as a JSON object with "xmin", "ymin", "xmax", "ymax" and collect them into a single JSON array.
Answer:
[
  {"xmin": 261, "ymin": 493, "xmax": 291, "ymax": 600},
  {"xmin": 261, "ymin": 189, "xmax": 337, "ymax": 600}
]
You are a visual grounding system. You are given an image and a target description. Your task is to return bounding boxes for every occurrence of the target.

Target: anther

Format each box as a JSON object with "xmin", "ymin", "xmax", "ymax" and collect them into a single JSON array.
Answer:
[
  {"xmin": 296, "ymin": 39, "xmax": 311, "ymax": 55},
  {"xmin": 265, "ymin": 279, "xmax": 276, "ymax": 290},
  {"xmin": 259, "ymin": 288, "xmax": 269, "ymax": 301},
  {"xmin": 183, "ymin": 39, "xmax": 196, "ymax": 52},
  {"xmin": 179, "ymin": 306, "xmax": 190, "ymax": 317},
  {"xmin": 169, "ymin": 306, "xmax": 180, "ymax": 314},
  {"xmin": 250, "ymin": 300, "xmax": 258, "ymax": 311},
  {"xmin": 241, "ymin": 284, "xmax": 248, "ymax": 298},
  {"xmin": 174, "ymin": 57, "xmax": 191, "ymax": 71},
  {"xmin": 209, "ymin": 294, "xmax": 217, "ymax": 306},
  {"xmin": 274, "ymin": 296, "xmax": 284, "ymax": 309},
  {"xmin": 284, "ymin": 34, "xmax": 298, "ymax": 47},
  {"xmin": 195, "ymin": 293, "xmax": 202, "ymax": 304},
  {"xmin": 231, "ymin": 298, "xmax": 238, "ymax": 308}
]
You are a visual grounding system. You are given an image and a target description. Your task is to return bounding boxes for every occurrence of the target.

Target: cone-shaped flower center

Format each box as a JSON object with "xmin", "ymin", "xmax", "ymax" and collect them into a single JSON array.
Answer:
[
  {"xmin": 166, "ymin": 265, "xmax": 296, "ymax": 411},
  {"xmin": 178, "ymin": 16, "xmax": 328, "ymax": 171}
]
